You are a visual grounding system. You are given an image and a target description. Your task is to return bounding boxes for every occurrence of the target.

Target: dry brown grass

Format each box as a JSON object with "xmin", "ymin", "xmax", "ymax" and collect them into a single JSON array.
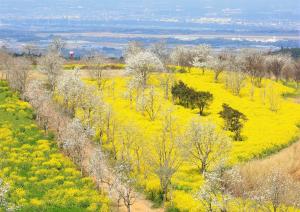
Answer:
[
  {"xmin": 239, "ymin": 141, "xmax": 300, "ymax": 181},
  {"xmin": 225, "ymin": 140, "xmax": 300, "ymax": 209}
]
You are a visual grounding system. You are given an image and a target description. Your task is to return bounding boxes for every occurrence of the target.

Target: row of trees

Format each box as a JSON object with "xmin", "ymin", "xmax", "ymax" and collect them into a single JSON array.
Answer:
[
  {"xmin": 122, "ymin": 43, "xmax": 295, "ymax": 118},
  {"xmin": 170, "ymin": 45, "xmax": 300, "ymax": 87},
  {"xmin": 25, "ymin": 78, "xmax": 138, "ymax": 212},
  {"xmin": 0, "ymin": 40, "xmax": 137, "ymax": 211}
]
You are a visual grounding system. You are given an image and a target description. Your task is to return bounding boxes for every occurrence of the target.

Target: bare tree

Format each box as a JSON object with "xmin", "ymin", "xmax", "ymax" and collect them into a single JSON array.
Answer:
[
  {"xmin": 150, "ymin": 41, "xmax": 170, "ymax": 67},
  {"xmin": 170, "ymin": 46, "xmax": 195, "ymax": 71},
  {"xmin": 126, "ymin": 51, "xmax": 165, "ymax": 88},
  {"xmin": 23, "ymin": 43, "xmax": 38, "ymax": 56},
  {"xmin": 23, "ymin": 43, "xmax": 39, "ymax": 64},
  {"xmin": 267, "ymin": 83, "xmax": 280, "ymax": 112},
  {"xmin": 150, "ymin": 42, "xmax": 175, "ymax": 99},
  {"xmin": 149, "ymin": 110, "xmax": 182, "ymax": 204},
  {"xmin": 281, "ymin": 58, "xmax": 300, "ymax": 87},
  {"xmin": 193, "ymin": 45, "xmax": 212, "ymax": 74},
  {"xmin": 143, "ymin": 86, "xmax": 162, "ymax": 121},
  {"xmin": 294, "ymin": 59, "xmax": 300, "ymax": 88},
  {"xmin": 91, "ymin": 101, "xmax": 109, "ymax": 146},
  {"xmin": 85, "ymin": 54, "xmax": 107, "ymax": 91},
  {"xmin": 124, "ymin": 78, "xmax": 137, "ymax": 109},
  {"xmin": 207, "ymin": 51, "xmax": 231, "ymax": 82},
  {"xmin": 240, "ymin": 49, "xmax": 266, "ymax": 87},
  {"xmin": 49, "ymin": 37, "xmax": 65, "ymax": 54},
  {"xmin": 282, "ymin": 60, "xmax": 296, "ymax": 82},
  {"xmin": 265, "ymin": 54, "xmax": 290, "ymax": 81},
  {"xmin": 38, "ymin": 51, "xmax": 64, "ymax": 92},
  {"xmin": 104, "ymin": 105, "xmax": 118, "ymax": 160},
  {"xmin": 160, "ymin": 72, "xmax": 175, "ymax": 100},
  {"xmin": 0, "ymin": 48, "xmax": 12, "ymax": 79},
  {"xmin": 7, "ymin": 57, "xmax": 31, "ymax": 97},
  {"xmin": 124, "ymin": 41, "xmax": 144, "ymax": 59},
  {"xmin": 183, "ymin": 120, "xmax": 231, "ymax": 173},
  {"xmin": 225, "ymin": 71, "xmax": 246, "ymax": 96}
]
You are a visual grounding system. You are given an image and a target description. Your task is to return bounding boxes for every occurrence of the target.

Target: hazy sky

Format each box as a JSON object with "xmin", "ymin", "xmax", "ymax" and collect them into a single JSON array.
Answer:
[{"xmin": 0, "ymin": 0, "xmax": 299, "ymax": 20}]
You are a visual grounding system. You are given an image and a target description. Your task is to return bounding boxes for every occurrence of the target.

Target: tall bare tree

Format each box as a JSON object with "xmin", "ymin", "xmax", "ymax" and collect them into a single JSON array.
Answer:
[
  {"xmin": 294, "ymin": 59, "xmax": 300, "ymax": 88},
  {"xmin": 225, "ymin": 71, "xmax": 246, "ymax": 96},
  {"xmin": 149, "ymin": 110, "xmax": 181, "ymax": 204},
  {"xmin": 151, "ymin": 42, "xmax": 174, "ymax": 99},
  {"xmin": 265, "ymin": 54, "xmax": 290, "ymax": 81},
  {"xmin": 49, "ymin": 37, "xmax": 65, "ymax": 54},
  {"xmin": 207, "ymin": 50, "xmax": 231, "ymax": 82},
  {"xmin": 85, "ymin": 54, "xmax": 107, "ymax": 91},
  {"xmin": 38, "ymin": 51, "xmax": 64, "ymax": 92},
  {"xmin": 7, "ymin": 57, "xmax": 31, "ymax": 97},
  {"xmin": 240, "ymin": 49, "xmax": 266, "ymax": 87},
  {"xmin": 0, "ymin": 47, "xmax": 12, "ymax": 79},
  {"xmin": 143, "ymin": 86, "xmax": 162, "ymax": 121},
  {"xmin": 183, "ymin": 120, "xmax": 231, "ymax": 173},
  {"xmin": 170, "ymin": 46, "xmax": 195, "ymax": 71},
  {"xmin": 124, "ymin": 41, "xmax": 144, "ymax": 60}
]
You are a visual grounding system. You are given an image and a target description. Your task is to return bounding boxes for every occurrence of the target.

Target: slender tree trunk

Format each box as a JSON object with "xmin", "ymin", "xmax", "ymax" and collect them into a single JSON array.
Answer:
[{"xmin": 200, "ymin": 161, "xmax": 206, "ymax": 174}]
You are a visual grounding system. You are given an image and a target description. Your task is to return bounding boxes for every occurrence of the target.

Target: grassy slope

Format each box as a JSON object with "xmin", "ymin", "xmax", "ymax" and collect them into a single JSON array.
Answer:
[
  {"xmin": 0, "ymin": 81, "xmax": 109, "ymax": 211},
  {"xmin": 83, "ymin": 68, "xmax": 300, "ymax": 211}
]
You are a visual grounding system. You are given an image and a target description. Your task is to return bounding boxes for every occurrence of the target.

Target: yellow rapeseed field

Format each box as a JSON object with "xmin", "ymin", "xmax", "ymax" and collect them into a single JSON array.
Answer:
[{"xmin": 82, "ymin": 67, "xmax": 300, "ymax": 211}]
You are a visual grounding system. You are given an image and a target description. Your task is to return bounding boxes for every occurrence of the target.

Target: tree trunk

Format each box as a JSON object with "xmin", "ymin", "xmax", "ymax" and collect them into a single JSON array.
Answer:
[
  {"xmin": 126, "ymin": 204, "xmax": 131, "ymax": 212},
  {"xmin": 200, "ymin": 161, "xmax": 206, "ymax": 174}
]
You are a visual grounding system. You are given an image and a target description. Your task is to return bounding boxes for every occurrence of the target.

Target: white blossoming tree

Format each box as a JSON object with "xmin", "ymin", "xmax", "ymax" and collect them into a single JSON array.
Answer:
[
  {"xmin": 126, "ymin": 51, "xmax": 165, "ymax": 88},
  {"xmin": 193, "ymin": 45, "xmax": 212, "ymax": 74}
]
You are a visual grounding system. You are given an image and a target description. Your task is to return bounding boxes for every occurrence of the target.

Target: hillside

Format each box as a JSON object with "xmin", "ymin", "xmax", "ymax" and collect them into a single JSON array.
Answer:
[{"xmin": 77, "ymin": 67, "xmax": 300, "ymax": 211}]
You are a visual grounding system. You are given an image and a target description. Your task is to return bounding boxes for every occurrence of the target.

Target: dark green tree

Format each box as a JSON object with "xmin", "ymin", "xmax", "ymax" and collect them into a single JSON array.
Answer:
[
  {"xmin": 219, "ymin": 104, "xmax": 247, "ymax": 141},
  {"xmin": 172, "ymin": 81, "xmax": 213, "ymax": 115},
  {"xmin": 195, "ymin": 91, "xmax": 213, "ymax": 115}
]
